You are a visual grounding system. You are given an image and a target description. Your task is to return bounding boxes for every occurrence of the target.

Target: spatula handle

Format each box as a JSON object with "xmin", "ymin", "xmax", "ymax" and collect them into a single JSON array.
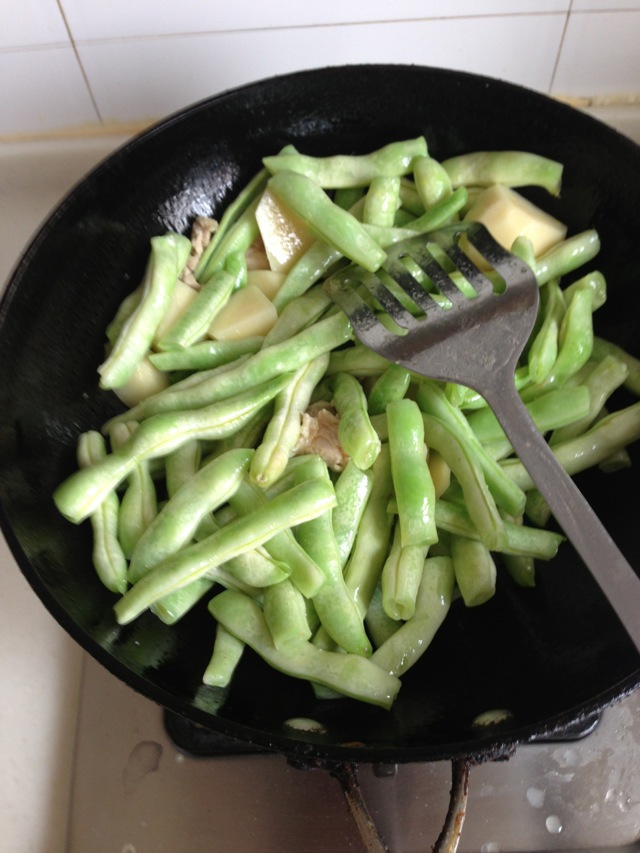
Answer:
[{"xmin": 486, "ymin": 379, "xmax": 640, "ymax": 656}]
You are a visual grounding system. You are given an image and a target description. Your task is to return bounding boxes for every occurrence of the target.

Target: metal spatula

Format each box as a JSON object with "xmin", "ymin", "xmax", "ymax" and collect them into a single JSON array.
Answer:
[{"xmin": 325, "ymin": 222, "xmax": 640, "ymax": 654}]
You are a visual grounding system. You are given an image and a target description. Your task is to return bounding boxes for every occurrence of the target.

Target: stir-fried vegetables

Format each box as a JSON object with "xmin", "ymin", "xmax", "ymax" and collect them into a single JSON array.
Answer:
[{"xmin": 53, "ymin": 137, "xmax": 640, "ymax": 710}]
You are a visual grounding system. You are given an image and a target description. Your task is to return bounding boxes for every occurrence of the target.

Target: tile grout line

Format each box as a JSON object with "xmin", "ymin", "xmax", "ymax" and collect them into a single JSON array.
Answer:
[
  {"xmin": 55, "ymin": 0, "xmax": 104, "ymax": 124},
  {"xmin": 548, "ymin": 0, "xmax": 574, "ymax": 94}
]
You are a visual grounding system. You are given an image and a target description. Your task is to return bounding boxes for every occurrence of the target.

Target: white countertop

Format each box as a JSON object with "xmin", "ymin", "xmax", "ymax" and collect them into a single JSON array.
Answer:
[{"xmin": 1, "ymin": 107, "xmax": 639, "ymax": 853}]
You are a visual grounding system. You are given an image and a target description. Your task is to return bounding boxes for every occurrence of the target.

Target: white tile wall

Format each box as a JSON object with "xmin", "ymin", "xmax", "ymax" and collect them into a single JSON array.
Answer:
[
  {"xmin": 79, "ymin": 15, "xmax": 566, "ymax": 125},
  {"xmin": 0, "ymin": 1, "xmax": 639, "ymax": 147}
]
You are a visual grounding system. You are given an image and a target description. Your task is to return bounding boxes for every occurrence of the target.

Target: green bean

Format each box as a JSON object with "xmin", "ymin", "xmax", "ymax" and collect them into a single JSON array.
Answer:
[
  {"xmin": 195, "ymin": 167, "xmax": 269, "ymax": 281},
  {"xmin": 293, "ymin": 465, "xmax": 371, "ymax": 656},
  {"xmin": 110, "ymin": 422, "xmax": 158, "ymax": 559},
  {"xmin": 263, "ymin": 579, "xmax": 313, "ymax": 649},
  {"xmin": 98, "ymin": 233, "xmax": 192, "ymax": 389},
  {"xmin": 510, "ymin": 235, "xmax": 537, "ymax": 272},
  {"xmin": 344, "ymin": 445, "xmax": 394, "ymax": 617},
  {"xmin": 525, "ymin": 284, "xmax": 594, "ymax": 397},
  {"xmin": 362, "ymin": 176, "xmax": 401, "ymax": 227},
  {"xmin": 367, "ymin": 364, "xmax": 411, "ymax": 416},
  {"xmin": 415, "ymin": 380, "xmax": 527, "ymax": 518},
  {"xmin": 263, "ymin": 284, "xmax": 332, "ymax": 347},
  {"xmin": 164, "ymin": 438, "xmax": 201, "ymax": 497},
  {"xmin": 365, "ymin": 584, "xmax": 402, "ymax": 648},
  {"xmin": 413, "ymin": 156, "xmax": 453, "ymax": 207},
  {"xmin": 501, "ymin": 551, "xmax": 536, "ymax": 588},
  {"xmin": 150, "ymin": 336, "xmax": 264, "ymax": 372},
  {"xmin": 501, "ymin": 401, "xmax": 640, "ymax": 491},
  {"xmin": 563, "ymin": 270, "xmax": 607, "ymax": 311},
  {"xmin": 592, "ymin": 337, "xmax": 640, "ymax": 396},
  {"xmin": 551, "ymin": 354, "xmax": 628, "ymax": 444},
  {"xmin": 54, "ymin": 375, "xmax": 290, "ymax": 523},
  {"xmin": 263, "ymin": 137, "xmax": 428, "ymax": 188},
  {"xmin": 250, "ymin": 353, "xmax": 329, "ymax": 488},
  {"xmin": 421, "ymin": 411, "xmax": 506, "ymax": 551},
  {"xmin": 267, "ymin": 171, "xmax": 387, "ymax": 272},
  {"xmin": 152, "ymin": 578, "xmax": 215, "ymax": 624},
  {"xmin": 442, "ymin": 150, "xmax": 563, "ymax": 196},
  {"xmin": 527, "ymin": 280, "xmax": 565, "ymax": 384},
  {"xmin": 334, "ymin": 186, "xmax": 365, "ymax": 210},
  {"xmin": 128, "ymin": 447, "xmax": 253, "ymax": 582},
  {"xmin": 333, "ymin": 371, "xmax": 381, "ymax": 470},
  {"xmin": 114, "ymin": 477, "xmax": 336, "ymax": 624},
  {"xmin": 534, "ymin": 230, "xmax": 600, "ymax": 285},
  {"xmin": 113, "ymin": 312, "xmax": 352, "ymax": 424},
  {"xmin": 156, "ymin": 252, "xmax": 245, "ymax": 351},
  {"xmin": 434, "ymin": 499, "xmax": 563, "ymax": 560},
  {"xmin": 450, "ymin": 534, "xmax": 497, "ymax": 607},
  {"xmin": 271, "ymin": 241, "xmax": 343, "ymax": 312},
  {"xmin": 202, "ymin": 622, "xmax": 245, "ymax": 687},
  {"xmin": 228, "ymin": 478, "xmax": 326, "ymax": 597},
  {"xmin": 327, "ymin": 343, "xmax": 390, "ymax": 378},
  {"xmin": 208, "ymin": 589, "xmax": 401, "ymax": 709},
  {"xmin": 371, "ymin": 556, "xmax": 454, "ymax": 676},
  {"xmin": 387, "ymin": 398, "xmax": 437, "ymax": 548},
  {"xmin": 332, "ymin": 460, "xmax": 374, "ymax": 568},
  {"xmin": 105, "ymin": 285, "xmax": 143, "ymax": 347},
  {"xmin": 467, "ymin": 386, "xmax": 591, "ymax": 445},
  {"xmin": 403, "ymin": 186, "xmax": 468, "ymax": 233},
  {"xmin": 381, "ymin": 524, "xmax": 427, "ymax": 621},
  {"xmin": 76, "ymin": 431, "xmax": 128, "ymax": 594}
]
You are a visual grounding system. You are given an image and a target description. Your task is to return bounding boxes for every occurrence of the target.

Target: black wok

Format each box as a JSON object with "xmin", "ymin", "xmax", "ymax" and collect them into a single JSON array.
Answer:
[{"xmin": 1, "ymin": 66, "xmax": 639, "ymax": 774}]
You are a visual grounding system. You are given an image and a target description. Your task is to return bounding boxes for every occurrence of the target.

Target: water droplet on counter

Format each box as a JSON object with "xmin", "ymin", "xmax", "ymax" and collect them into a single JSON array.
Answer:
[
  {"xmin": 545, "ymin": 814, "xmax": 563, "ymax": 834},
  {"xmin": 605, "ymin": 787, "xmax": 630, "ymax": 813},
  {"xmin": 552, "ymin": 746, "xmax": 579, "ymax": 768},
  {"xmin": 121, "ymin": 845, "xmax": 136, "ymax": 853},
  {"xmin": 480, "ymin": 843, "xmax": 501, "ymax": 852},
  {"xmin": 122, "ymin": 740, "xmax": 163, "ymax": 795},
  {"xmin": 526, "ymin": 786, "xmax": 545, "ymax": 808}
]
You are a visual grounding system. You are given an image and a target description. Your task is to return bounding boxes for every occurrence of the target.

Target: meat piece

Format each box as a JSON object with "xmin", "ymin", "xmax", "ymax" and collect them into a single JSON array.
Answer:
[
  {"xmin": 181, "ymin": 216, "xmax": 218, "ymax": 287},
  {"xmin": 293, "ymin": 402, "xmax": 349, "ymax": 472}
]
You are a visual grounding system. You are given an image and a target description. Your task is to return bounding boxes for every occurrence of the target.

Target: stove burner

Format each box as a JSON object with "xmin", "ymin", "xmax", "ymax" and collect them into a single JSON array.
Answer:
[{"xmin": 163, "ymin": 709, "xmax": 601, "ymax": 758}]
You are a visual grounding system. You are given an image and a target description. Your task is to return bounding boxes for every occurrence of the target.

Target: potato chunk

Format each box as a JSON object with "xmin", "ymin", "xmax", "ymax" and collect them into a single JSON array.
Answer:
[{"xmin": 208, "ymin": 284, "xmax": 278, "ymax": 340}]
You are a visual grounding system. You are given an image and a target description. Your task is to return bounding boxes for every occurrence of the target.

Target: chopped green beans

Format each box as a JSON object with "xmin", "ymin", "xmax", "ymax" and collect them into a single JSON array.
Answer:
[
  {"xmin": 53, "ymin": 135, "xmax": 640, "ymax": 712},
  {"xmin": 209, "ymin": 590, "xmax": 401, "ymax": 709}
]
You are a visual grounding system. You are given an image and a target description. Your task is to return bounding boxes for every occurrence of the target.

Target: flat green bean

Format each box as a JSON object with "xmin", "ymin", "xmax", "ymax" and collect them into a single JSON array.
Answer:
[
  {"xmin": 202, "ymin": 622, "xmax": 245, "ymax": 687},
  {"xmin": 442, "ymin": 150, "xmax": 563, "ymax": 196},
  {"xmin": 263, "ymin": 137, "xmax": 428, "ymax": 188},
  {"xmin": 387, "ymin": 398, "xmax": 437, "ymax": 548}
]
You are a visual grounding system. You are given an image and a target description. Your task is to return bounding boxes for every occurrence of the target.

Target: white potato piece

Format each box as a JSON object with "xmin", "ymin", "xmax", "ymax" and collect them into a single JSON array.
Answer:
[
  {"xmin": 255, "ymin": 187, "xmax": 316, "ymax": 272},
  {"xmin": 247, "ymin": 269, "xmax": 287, "ymax": 300},
  {"xmin": 463, "ymin": 184, "xmax": 567, "ymax": 266},
  {"xmin": 152, "ymin": 279, "xmax": 198, "ymax": 345},
  {"xmin": 113, "ymin": 356, "xmax": 170, "ymax": 407},
  {"xmin": 209, "ymin": 284, "xmax": 278, "ymax": 340}
]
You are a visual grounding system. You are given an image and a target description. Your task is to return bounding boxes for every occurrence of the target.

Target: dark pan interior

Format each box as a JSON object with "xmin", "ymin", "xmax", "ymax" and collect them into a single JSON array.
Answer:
[{"xmin": 1, "ymin": 65, "xmax": 639, "ymax": 764}]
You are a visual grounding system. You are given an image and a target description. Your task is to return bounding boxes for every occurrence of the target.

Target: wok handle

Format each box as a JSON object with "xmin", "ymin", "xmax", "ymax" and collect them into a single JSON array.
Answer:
[{"xmin": 432, "ymin": 758, "xmax": 471, "ymax": 853}]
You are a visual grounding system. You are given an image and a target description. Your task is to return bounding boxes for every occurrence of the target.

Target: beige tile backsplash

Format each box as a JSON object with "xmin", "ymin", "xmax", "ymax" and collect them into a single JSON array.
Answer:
[{"xmin": 1, "ymin": 2, "xmax": 639, "ymax": 137}]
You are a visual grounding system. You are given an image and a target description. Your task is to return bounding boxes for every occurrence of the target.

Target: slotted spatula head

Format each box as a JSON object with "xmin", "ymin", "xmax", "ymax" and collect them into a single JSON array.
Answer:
[{"xmin": 324, "ymin": 222, "xmax": 539, "ymax": 394}]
